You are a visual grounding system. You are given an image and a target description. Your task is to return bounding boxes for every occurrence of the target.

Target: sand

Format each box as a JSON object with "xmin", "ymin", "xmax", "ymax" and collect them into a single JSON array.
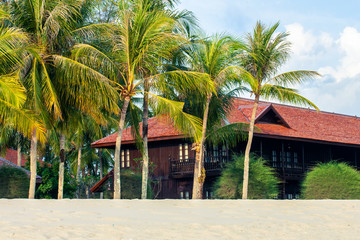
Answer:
[{"xmin": 0, "ymin": 199, "xmax": 359, "ymax": 240}]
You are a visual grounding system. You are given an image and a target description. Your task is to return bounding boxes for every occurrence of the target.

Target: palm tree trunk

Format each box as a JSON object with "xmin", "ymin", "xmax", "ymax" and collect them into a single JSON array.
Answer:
[
  {"xmin": 242, "ymin": 94, "xmax": 260, "ymax": 199},
  {"xmin": 192, "ymin": 93, "xmax": 212, "ymax": 199},
  {"xmin": 28, "ymin": 128, "xmax": 37, "ymax": 199},
  {"xmin": 99, "ymin": 149, "xmax": 103, "ymax": 199},
  {"xmin": 58, "ymin": 133, "xmax": 65, "ymax": 199},
  {"xmin": 76, "ymin": 146, "xmax": 82, "ymax": 180},
  {"xmin": 141, "ymin": 81, "xmax": 149, "ymax": 199},
  {"xmin": 17, "ymin": 138, "xmax": 21, "ymax": 167},
  {"xmin": 75, "ymin": 145, "xmax": 82, "ymax": 199},
  {"xmin": 113, "ymin": 97, "xmax": 131, "ymax": 199}
]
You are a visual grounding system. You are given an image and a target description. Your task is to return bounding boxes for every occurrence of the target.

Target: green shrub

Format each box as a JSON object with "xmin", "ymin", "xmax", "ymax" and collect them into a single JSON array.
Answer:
[
  {"xmin": 214, "ymin": 155, "xmax": 279, "ymax": 199},
  {"xmin": 35, "ymin": 160, "xmax": 77, "ymax": 199},
  {"xmin": 120, "ymin": 170, "xmax": 154, "ymax": 199},
  {"xmin": 301, "ymin": 161, "xmax": 360, "ymax": 199},
  {"xmin": 0, "ymin": 166, "xmax": 30, "ymax": 198}
]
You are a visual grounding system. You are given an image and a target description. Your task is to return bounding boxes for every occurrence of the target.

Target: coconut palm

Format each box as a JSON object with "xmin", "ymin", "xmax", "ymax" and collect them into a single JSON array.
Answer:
[
  {"xmin": 137, "ymin": 0, "xmax": 198, "ymax": 200},
  {"xmin": 67, "ymin": 0, "xmax": 211, "ymax": 199},
  {"xmin": 238, "ymin": 21, "xmax": 319, "ymax": 199},
  {"xmin": 5, "ymin": 0, "xmax": 83, "ymax": 199},
  {"xmin": 177, "ymin": 34, "xmax": 249, "ymax": 199},
  {"xmin": 5, "ymin": 0, "xmax": 119, "ymax": 199},
  {"xmin": 0, "ymin": 8, "xmax": 42, "ymax": 142}
]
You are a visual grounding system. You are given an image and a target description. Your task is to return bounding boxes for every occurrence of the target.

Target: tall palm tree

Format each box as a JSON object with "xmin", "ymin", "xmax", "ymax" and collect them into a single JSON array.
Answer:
[
  {"xmin": 68, "ymin": 0, "xmax": 210, "ymax": 199},
  {"xmin": 6, "ymin": 0, "xmax": 119, "ymax": 199},
  {"xmin": 0, "ymin": 7, "xmax": 43, "ymax": 142},
  {"xmin": 239, "ymin": 21, "xmax": 319, "ymax": 199},
  {"xmin": 137, "ymin": 0, "xmax": 198, "ymax": 200},
  {"xmin": 180, "ymin": 34, "xmax": 247, "ymax": 199}
]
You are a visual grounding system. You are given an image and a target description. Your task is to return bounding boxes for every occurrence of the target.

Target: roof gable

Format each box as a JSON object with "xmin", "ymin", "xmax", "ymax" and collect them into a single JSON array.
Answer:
[{"xmin": 255, "ymin": 104, "xmax": 290, "ymax": 128}]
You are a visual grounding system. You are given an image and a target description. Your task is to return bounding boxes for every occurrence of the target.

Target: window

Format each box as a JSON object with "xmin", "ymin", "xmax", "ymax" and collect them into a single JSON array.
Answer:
[
  {"xmin": 286, "ymin": 152, "xmax": 292, "ymax": 168},
  {"xmin": 185, "ymin": 191, "xmax": 190, "ymax": 199},
  {"xmin": 213, "ymin": 146, "xmax": 218, "ymax": 162},
  {"xmin": 180, "ymin": 191, "xmax": 190, "ymax": 199},
  {"xmin": 121, "ymin": 149, "xmax": 130, "ymax": 168},
  {"xmin": 126, "ymin": 149, "xmax": 130, "ymax": 168},
  {"xmin": 179, "ymin": 144, "xmax": 183, "ymax": 162},
  {"xmin": 121, "ymin": 150, "xmax": 125, "ymax": 168},
  {"xmin": 272, "ymin": 150, "xmax": 277, "ymax": 167},
  {"xmin": 222, "ymin": 145, "xmax": 227, "ymax": 162},
  {"xmin": 273, "ymin": 150, "xmax": 300, "ymax": 169},
  {"xmin": 179, "ymin": 143, "xmax": 189, "ymax": 162},
  {"xmin": 206, "ymin": 191, "xmax": 214, "ymax": 199},
  {"xmin": 294, "ymin": 152, "xmax": 298, "ymax": 168}
]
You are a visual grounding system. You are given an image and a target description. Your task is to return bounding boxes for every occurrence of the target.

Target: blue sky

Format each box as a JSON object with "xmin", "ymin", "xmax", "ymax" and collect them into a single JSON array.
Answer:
[{"xmin": 178, "ymin": 0, "xmax": 360, "ymax": 116}]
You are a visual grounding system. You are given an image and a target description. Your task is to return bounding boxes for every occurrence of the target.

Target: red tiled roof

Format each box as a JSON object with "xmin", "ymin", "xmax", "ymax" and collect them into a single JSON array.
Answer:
[
  {"xmin": 3, "ymin": 149, "xmax": 27, "ymax": 167},
  {"xmin": 92, "ymin": 98, "xmax": 360, "ymax": 147},
  {"xmin": 229, "ymin": 98, "xmax": 360, "ymax": 146},
  {"xmin": 91, "ymin": 116, "xmax": 183, "ymax": 147},
  {"xmin": 2, "ymin": 148, "xmax": 49, "ymax": 167}
]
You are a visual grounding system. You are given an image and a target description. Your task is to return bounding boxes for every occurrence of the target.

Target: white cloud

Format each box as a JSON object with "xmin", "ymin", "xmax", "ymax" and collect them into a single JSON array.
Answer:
[
  {"xmin": 315, "ymin": 27, "xmax": 360, "ymax": 82},
  {"xmin": 280, "ymin": 23, "xmax": 360, "ymax": 115},
  {"xmin": 285, "ymin": 23, "xmax": 317, "ymax": 56}
]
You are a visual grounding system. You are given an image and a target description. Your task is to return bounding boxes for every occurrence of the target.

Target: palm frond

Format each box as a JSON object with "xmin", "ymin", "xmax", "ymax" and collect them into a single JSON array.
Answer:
[
  {"xmin": 149, "ymin": 93, "xmax": 202, "ymax": 142},
  {"xmin": 53, "ymin": 55, "xmax": 120, "ymax": 115},
  {"xmin": 271, "ymin": 70, "xmax": 321, "ymax": 87},
  {"xmin": 206, "ymin": 122, "xmax": 249, "ymax": 147},
  {"xmin": 261, "ymin": 84, "xmax": 319, "ymax": 110}
]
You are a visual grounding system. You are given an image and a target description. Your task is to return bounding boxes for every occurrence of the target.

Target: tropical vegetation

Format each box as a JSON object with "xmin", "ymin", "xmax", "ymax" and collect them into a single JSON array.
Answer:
[
  {"xmin": 0, "ymin": 166, "xmax": 29, "ymax": 198},
  {"xmin": 0, "ymin": 0, "xmax": 320, "ymax": 199},
  {"xmin": 301, "ymin": 162, "xmax": 360, "ymax": 199},
  {"xmin": 237, "ymin": 21, "xmax": 319, "ymax": 199},
  {"xmin": 214, "ymin": 155, "xmax": 279, "ymax": 199}
]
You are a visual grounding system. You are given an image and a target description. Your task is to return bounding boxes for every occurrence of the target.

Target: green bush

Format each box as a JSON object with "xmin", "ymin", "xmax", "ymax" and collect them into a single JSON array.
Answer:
[
  {"xmin": 35, "ymin": 161, "xmax": 77, "ymax": 199},
  {"xmin": 120, "ymin": 170, "xmax": 154, "ymax": 199},
  {"xmin": 0, "ymin": 166, "xmax": 30, "ymax": 198},
  {"xmin": 214, "ymin": 155, "xmax": 279, "ymax": 199},
  {"xmin": 301, "ymin": 161, "xmax": 360, "ymax": 199}
]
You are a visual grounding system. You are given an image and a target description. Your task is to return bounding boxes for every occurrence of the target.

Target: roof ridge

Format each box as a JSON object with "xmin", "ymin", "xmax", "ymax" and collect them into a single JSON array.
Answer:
[{"xmin": 234, "ymin": 96, "xmax": 359, "ymax": 119}]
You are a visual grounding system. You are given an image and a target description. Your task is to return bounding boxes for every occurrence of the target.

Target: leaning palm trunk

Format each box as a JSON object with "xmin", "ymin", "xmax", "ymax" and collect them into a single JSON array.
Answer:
[
  {"xmin": 242, "ymin": 94, "xmax": 260, "ymax": 199},
  {"xmin": 76, "ymin": 146, "xmax": 82, "ymax": 199},
  {"xmin": 113, "ymin": 97, "xmax": 131, "ymax": 199},
  {"xmin": 58, "ymin": 133, "xmax": 66, "ymax": 199},
  {"xmin": 76, "ymin": 146, "xmax": 82, "ymax": 180},
  {"xmin": 28, "ymin": 128, "xmax": 37, "ymax": 199},
  {"xmin": 192, "ymin": 94, "xmax": 212, "ymax": 199},
  {"xmin": 99, "ymin": 149, "xmax": 103, "ymax": 199},
  {"xmin": 141, "ymin": 82, "xmax": 149, "ymax": 199},
  {"xmin": 17, "ymin": 141, "xmax": 21, "ymax": 167}
]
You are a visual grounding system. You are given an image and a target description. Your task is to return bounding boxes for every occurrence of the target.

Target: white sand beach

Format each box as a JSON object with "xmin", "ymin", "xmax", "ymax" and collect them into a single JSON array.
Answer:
[{"xmin": 0, "ymin": 199, "xmax": 359, "ymax": 240}]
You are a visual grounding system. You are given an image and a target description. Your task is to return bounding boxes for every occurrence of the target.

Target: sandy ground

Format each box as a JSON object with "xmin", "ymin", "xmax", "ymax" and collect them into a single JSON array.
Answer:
[{"xmin": 0, "ymin": 199, "xmax": 359, "ymax": 240}]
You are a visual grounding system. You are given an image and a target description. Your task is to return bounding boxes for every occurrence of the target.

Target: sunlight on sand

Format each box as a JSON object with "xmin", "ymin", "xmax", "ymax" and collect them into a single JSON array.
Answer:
[{"xmin": 0, "ymin": 199, "xmax": 359, "ymax": 240}]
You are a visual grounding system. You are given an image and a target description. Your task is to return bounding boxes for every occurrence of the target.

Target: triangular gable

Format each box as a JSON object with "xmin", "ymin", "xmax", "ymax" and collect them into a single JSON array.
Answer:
[{"xmin": 255, "ymin": 104, "xmax": 290, "ymax": 128}]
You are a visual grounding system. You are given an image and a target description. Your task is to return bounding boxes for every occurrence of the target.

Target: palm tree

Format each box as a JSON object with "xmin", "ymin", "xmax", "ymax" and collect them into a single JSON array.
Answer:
[
  {"xmin": 180, "ymin": 34, "xmax": 247, "ymax": 199},
  {"xmin": 69, "ymin": 0, "xmax": 211, "ymax": 199},
  {"xmin": 137, "ymin": 0, "xmax": 198, "ymax": 200},
  {"xmin": 0, "ymin": 7, "xmax": 43, "ymax": 142},
  {"xmin": 238, "ymin": 21, "xmax": 319, "ymax": 199},
  {"xmin": 6, "ymin": 0, "xmax": 119, "ymax": 199}
]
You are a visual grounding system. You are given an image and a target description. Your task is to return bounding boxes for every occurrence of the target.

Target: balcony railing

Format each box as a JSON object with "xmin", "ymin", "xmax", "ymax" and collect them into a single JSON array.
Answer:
[{"xmin": 170, "ymin": 156, "xmax": 229, "ymax": 176}]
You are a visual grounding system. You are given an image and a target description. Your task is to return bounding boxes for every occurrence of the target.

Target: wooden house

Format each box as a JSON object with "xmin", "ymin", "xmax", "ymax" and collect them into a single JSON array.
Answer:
[{"xmin": 91, "ymin": 98, "xmax": 360, "ymax": 199}]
